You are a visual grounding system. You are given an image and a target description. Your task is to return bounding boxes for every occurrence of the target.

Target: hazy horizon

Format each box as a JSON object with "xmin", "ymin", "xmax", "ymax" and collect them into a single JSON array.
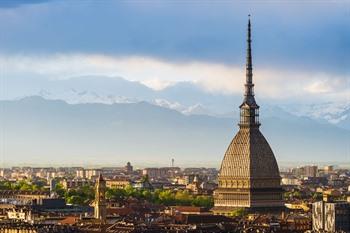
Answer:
[{"xmin": 1, "ymin": 160, "xmax": 349, "ymax": 170}]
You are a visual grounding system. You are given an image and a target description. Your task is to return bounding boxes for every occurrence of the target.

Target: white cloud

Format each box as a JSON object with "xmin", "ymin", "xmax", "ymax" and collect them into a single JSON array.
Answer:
[
  {"xmin": 141, "ymin": 79, "xmax": 175, "ymax": 90},
  {"xmin": 304, "ymin": 76, "xmax": 345, "ymax": 94},
  {"xmin": 0, "ymin": 53, "xmax": 348, "ymax": 102},
  {"xmin": 154, "ymin": 99, "xmax": 186, "ymax": 112}
]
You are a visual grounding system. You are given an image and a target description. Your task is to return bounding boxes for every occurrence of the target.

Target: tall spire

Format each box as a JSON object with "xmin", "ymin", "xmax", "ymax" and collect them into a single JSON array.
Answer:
[
  {"xmin": 239, "ymin": 15, "xmax": 260, "ymax": 127},
  {"xmin": 245, "ymin": 15, "xmax": 254, "ymax": 100}
]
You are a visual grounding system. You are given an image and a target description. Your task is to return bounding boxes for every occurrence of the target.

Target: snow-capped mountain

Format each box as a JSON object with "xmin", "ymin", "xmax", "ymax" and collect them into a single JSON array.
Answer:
[
  {"xmin": 281, "ymin": 102, "xmax": 350, "ymax": 129},
  {"xmin": 38, "ymin": 89, "xmax": 138, "ymax": 105},
  {"xmin": 153, "ymin": 99, "xmax": 213, "ymax": 116},
  {"xmin": 36, "ymin": 89, "xmax": 214, "ymax": 116},
  {"xmin": 3, "ymin": 75, "xmax": 349, "ymax": 130}
]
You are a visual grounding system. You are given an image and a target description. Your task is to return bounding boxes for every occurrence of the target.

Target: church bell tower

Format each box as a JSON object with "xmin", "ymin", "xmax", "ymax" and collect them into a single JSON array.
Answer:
[{"xmin": 94, "ymin": 173, "xmax": 107, "ymax": 223}]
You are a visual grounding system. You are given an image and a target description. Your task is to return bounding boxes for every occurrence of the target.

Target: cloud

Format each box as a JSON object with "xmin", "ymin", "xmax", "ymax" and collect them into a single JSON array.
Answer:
[
  {"xmin": 141, "ymin": 79, "xmax": 175, "ymax": 91},
  {"xmin": 304, "ymin": 77, "xmax": 346, "ymax": 94},
  {"xmin": 1, "ymin": 54, "xmax": 348, "ymax": 103},
  {"xmin": 0, "ymin": 1, "xmax": 348, "ymax": 75}
]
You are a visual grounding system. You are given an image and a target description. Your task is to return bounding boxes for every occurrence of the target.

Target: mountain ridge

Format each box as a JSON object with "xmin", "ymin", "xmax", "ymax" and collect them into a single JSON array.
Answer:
[
  {"xmin": 0, "ymin": 96, "xmax": 348, "ymax": 166},
  {"xmin": 3, "ymin": 75, "xmax": 349, "ymax": 130}
]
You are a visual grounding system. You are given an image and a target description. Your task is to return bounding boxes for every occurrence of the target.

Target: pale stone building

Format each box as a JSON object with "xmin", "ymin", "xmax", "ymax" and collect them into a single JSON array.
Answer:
[
  {"xmin": 312, "ymin": 199, "xmax": 350, "ymax": 232},
  {"xmin": 105, "ymin": 178, "xmax": 131, "ymax": 189}
]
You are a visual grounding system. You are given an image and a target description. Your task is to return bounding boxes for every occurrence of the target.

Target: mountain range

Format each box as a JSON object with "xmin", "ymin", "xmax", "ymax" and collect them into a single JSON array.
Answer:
[
  {"xmin": 2, "ymin": 75, "xmax": 349, "ymax": 130},
  {"xmin": 0, "ymin": 96, "xmax": 349, "ymax": 167}
]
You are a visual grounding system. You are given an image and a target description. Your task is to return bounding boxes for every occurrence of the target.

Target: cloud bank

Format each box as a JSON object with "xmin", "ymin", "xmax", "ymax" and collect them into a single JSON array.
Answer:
[
  {"xmin": 0, "ymin": 1, "xmax": 349, "ymax": 75},
  {"xmin": 1, "ymin": 54, "xmax": 348, "ymax": 103}
]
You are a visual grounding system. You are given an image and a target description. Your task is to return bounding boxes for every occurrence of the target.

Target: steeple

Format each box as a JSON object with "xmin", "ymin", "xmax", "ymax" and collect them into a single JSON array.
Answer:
[
  {"xmin": 98, "ymin": 173, "xmax": 104, "ymax": 182},
  {"xmin": 245, "ymin": 15, "xmax": 254, "ymax": 98},
  {"xmin": 94, "ymin": 173, "xmax": 107, "ymax": 224},
  {"xmin": 239, "ymin": 15, "xmax": 260, "ymax": 128}
]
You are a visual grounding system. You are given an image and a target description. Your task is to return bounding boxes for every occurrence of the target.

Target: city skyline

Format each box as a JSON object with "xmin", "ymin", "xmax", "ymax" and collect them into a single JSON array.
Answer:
[{"xmin": 0, "ymin": 2, "xmax": 349, "ymax": 232}]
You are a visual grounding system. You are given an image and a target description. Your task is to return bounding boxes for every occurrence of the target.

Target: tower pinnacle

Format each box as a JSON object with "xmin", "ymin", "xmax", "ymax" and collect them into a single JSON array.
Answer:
[
  {"xmin": 245, "ymin": 15, "xmax": 253, "ymax": 96},
  {"xmin": 239, "ymin": 16, "xmax": 260, "ymax": 127}
]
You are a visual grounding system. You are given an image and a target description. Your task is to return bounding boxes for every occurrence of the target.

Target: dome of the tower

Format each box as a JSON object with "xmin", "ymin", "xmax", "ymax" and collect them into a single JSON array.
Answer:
[{"xmin": 219, "ymin": 127, "xmax": 280, "ymax": 180}]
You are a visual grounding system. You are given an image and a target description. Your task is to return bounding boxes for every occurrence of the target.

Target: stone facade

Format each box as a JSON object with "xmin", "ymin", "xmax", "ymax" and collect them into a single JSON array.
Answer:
[{"xmin": 312, "ymin": 200, "xmax": 350, "ymax": 233}]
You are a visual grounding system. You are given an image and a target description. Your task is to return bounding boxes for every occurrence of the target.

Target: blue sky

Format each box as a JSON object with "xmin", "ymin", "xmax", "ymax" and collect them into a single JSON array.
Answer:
[
  {"xmin": 0, "ymin": 0, "xmax": 349, "ymax": 102},
  {"xmin": 0, "ymin": 1, "xmax": 349, "ymax": 166}
]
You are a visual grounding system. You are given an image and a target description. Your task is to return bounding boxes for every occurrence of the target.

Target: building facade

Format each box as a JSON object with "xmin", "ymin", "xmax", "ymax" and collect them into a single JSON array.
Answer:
[
  {"xmin": 312, "ymin": 200, "xmax": 350, "ymax": 233},
  {"xmin": 212, "ymin": 17, "xmax": 284, "ymax": 215},
  {"xmin": 105, "ymin": 178, "xmax": 131, "ymax": 189},
  {"xmin": 125, "ymin": 162, "xmax": 133, "ymax": 173},
  {"xmin": 61, "ymin": 178, "xmax": 94, "ymax": 190},
  {"xmin": 142, "ymin": 167, "xmax": 181, "ymax": 179}
]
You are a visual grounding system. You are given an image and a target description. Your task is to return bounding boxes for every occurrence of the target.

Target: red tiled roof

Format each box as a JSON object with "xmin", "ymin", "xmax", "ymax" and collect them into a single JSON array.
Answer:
[
  {"xmin": 108, "ymin": 207, "xmax": 133, "ymax": 216},
  {"xmin": 59, "ymin": 216, "xmax": 79, "ymax": 225}
]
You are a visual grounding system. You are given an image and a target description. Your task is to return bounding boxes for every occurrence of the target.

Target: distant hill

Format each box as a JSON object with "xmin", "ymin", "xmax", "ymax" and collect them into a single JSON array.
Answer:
[
  {"xmin": 3, "ymin": 75, "xmax": 349, "ymax": 130},
  {"xmin": 0, "ymin": 97, "xmax": 348, "ymax": 166}
]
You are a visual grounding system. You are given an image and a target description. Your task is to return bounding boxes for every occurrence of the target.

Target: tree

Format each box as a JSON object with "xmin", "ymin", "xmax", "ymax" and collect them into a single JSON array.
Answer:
[
  {"xmin": 175, "ymin": 190, "xmax": 193, "ymax": 206},
  {"xmin": 0, "ymin": 181, "xmax": 12, "ymax": 190},
  {"xmin": 53, "ymin": 183, "xmax": 66, "ymax": 197},
  {"xmin": 312, "ymin": 192, "xmax": 322, "ymax": 201},
  {"xmin": 106, "ymin": 188, "xmax": 126, "ymax": 201},
  {"xmin": 292, "ymin": 190, "xmax": 302, "ymax": 199},
  {"xmin": 102, "ymin": 186, "xmax": 216, "ymax": 209},
  {"xmin": 32, "ymin": 178, "xmax": 47, "ymax": 189},
  {"xmin": 3, "ymin": 180, "xmax": 47, "ymax": 192},
  {"xmin": 230, "ymin": 208, "xmax": 247, "ymax": 217},
  {"xmin": 158, "ymin": 190, "xmax": 175, "ymax": 205},
  {"xmin": 192, "ymin": 195, "xmax": 214, "ymax": 208},
  {"xmin": 64, "ymin": 185, "xmax": 94, "ymax": 205},
  {"xmin": 125, "ymin": 185, "xmax": 136, "ymax": 197},
  {"xmin": 19, "ymin": 183, "xmax": 33, "ymax": 191},
  {"xmin": 66, "ymin": 195, "xmax": 85, "ymax": 205},
  {"xmin": 141, "ymin": 190, "xmax": 152, "ymax": 202}
]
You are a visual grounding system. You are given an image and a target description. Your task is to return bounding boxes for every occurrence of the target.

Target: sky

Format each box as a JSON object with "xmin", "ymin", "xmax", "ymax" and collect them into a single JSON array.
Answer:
[
  {"xmin": 0, "ymin": 1, "xmax": 349, "ymax": 166},
  {"xmin": 0, "ymin": 1, "xmax": 349, "ymax": 102}
]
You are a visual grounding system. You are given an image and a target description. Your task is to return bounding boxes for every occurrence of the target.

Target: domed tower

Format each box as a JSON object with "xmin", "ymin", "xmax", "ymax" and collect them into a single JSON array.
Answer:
[{"xmin": 212, "ymin": 17, "xmax": 284, "ymax": 215}]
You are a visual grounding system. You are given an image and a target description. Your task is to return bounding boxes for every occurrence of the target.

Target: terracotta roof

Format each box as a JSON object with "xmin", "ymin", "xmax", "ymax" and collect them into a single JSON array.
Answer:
[
  {"xmin": 0, "ymin": 190, "xmax": 49, "ymax": 195},
  {"xmin": 59, "ymin": 216, "xmax": 79, "ymax": 225},
  {"xmin": 108, "ymin": 207, "xmax": 133, "ymax": 216}
]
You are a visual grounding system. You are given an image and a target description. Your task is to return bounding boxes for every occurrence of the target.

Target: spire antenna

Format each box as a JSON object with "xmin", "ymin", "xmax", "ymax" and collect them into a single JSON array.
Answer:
[
  {"xmin": 245, "ymin": 15, "xmax": 253, "ymax": 95},
  {"xmin": 239, "ymin": 16, "xmax": 260, "ymax": 127}
]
